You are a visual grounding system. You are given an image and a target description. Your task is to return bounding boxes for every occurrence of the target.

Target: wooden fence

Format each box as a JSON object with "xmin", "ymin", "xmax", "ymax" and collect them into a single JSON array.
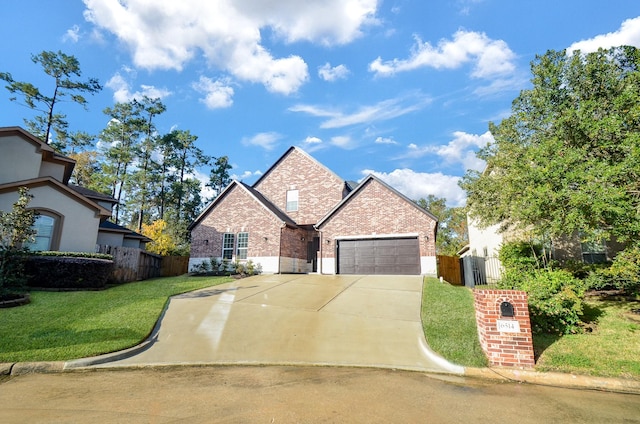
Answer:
[
  {"xmin": 437, "ymin": 255, "xmax": 463, "ymax": 285},
  {"xmin": 97, "ymin": 245, "xmax": 162, "ymax": 283},
  {"xmin": 161, "ymin": 256, "xmax": 190, "ymax": 277}
]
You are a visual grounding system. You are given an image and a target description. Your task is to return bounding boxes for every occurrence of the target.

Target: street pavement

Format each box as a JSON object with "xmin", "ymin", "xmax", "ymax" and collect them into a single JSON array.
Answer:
[{"xmin": 2, "ymin": 366, "xmax": 639, "ymax": 423}]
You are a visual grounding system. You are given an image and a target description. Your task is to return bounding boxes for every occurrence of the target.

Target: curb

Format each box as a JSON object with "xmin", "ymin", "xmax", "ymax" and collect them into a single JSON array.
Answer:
[
  {"xmin": 1, "ymin": 361, "xmax": 66, "ymax": 376},
  {"xmin": 465, "ymin": 367, "xmax": 640, "ymax": 395}
]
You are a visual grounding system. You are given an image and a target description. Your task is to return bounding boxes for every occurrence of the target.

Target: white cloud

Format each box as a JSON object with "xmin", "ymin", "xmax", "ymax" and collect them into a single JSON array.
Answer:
[
  {"xmin": 63, "ymin": 25, "xmax": 81, "ymax": 43},
  {"xmin": 331, "ymin": 135, "xmax": 354, "ymax": 149},
  {"xmin": 192, "ymin": 76, "xmax": 234, "ymax": 109},
  {"xmin": 290, "ymin": 94, "xmax": 430, "ymax": 129},
  {"xmin": 435, "ymin": 131, "xmax": 492, "ymax": 171},
  {"xmin": 375, "ymin": 136, "xmax": 398, "ymax": 145},
  {"xmin": 473, "ymin": 75, "xmax": 527, "ymax": 97},
  {"xmin": 568, "ymin": 16, "xmax": 640, "ymax": 54},
  {"xmin": 193, "ymin": 169, "xmax": 215, "ymax": 201},
  {"xmin": 369, "ymin": 30, "xmax": 515, "ymax": 79},
  {"xmin": 304, "ymin": 136, "xmax": 322, "ymax": 144},
  {"xmin": 83, "ymin": 0, "xmax": 378, "ymax": 95},
  {"xmin": 395, "ymin": 131, "xmax": 492, "ymax": 172},
  {"xmin": 106, "ymin": 71, "xmax": 172, "ymax": 103},
  {"xmin": 362, "ymin": 168, "xmax": 466, "ymax": 206},
  {"xmin": 241, "ymin": 132, "xmax": 282, "ymax": 150},
  {"xmin": 318, "ymin": 63, "xmax": 350, "ymax": 81},
  {"xmin": 232, "ymin": 170, "xmax": 262, "ymax": 181}
]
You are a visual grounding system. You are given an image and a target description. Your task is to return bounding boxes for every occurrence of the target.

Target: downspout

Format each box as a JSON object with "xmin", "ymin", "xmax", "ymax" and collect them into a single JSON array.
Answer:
[
  {"xmin": 317, "ymin": 229, "xmax": 323, "ymax": 274},
  {"xmin": 278, "ymin": 224, "xmax": 284, "ymax": 274}
]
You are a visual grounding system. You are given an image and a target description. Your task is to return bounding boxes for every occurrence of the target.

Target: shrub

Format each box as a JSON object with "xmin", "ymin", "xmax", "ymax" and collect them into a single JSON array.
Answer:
[
  {"xmin": 36, "ymin": 251, "xmax": 112, "ymax": 260},
  {"xmin": 0, "ymin": 187, "xmax": 36, "ymax": 298},
  {"xmin": 190, "ymin": 257, "xmax": 262, "ymax": 277},
  {"xmin": 586, "ymin": 244, "xmax": 640, "ymax": 295},
  {"xmin": 0, "ymin": 250, "xmax": 29, "ymax": 297},
  {"xmin": 498, "ymin": 241, "xmax": 586, "ymax": 334},
  {"xmin": 24, "ymin": 256, "xmax": 114, "ymax": 289},
  {"xmin": 499, "ymin": 269, "xmax": 585, "ymax": 334}
]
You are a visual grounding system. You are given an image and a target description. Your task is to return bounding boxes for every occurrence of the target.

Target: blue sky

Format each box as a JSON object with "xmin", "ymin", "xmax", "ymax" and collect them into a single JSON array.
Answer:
[{"xmin": 2, "ymin": 1, "xmax": 639, "ymax": 206}]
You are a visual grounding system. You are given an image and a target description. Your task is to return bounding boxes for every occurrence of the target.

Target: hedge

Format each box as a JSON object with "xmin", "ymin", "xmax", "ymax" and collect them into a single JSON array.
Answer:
[{"xmin": 24, "ymin": 256, "xmax": 114, "ymax": 289}]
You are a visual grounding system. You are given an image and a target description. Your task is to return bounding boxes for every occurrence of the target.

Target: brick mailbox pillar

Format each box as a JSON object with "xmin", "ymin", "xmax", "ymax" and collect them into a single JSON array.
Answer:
[{"xmin": 473, "ymin": 290, "xmax": 535, "ymax": 368}]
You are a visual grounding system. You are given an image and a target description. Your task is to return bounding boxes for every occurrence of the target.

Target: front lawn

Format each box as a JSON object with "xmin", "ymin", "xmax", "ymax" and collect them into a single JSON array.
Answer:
[
  {"xmin": 421, "ymin": 277, "xmax": 488, "ymax": 368},
  {"xmin": 534, "ymin": 296, "xmax": 640, "ymax": 379},
  {"xmin": 0, "ymin": 275, "xmax": 232, "ymax": 362}
]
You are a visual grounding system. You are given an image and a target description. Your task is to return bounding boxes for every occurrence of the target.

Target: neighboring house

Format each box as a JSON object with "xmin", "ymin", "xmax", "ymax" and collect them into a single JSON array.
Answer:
[
  {"xmin": 460, "ymin": 217, "xmax": 626, "ymax": 287},
  {"xmin": 0, "ymin": 126, "xmax": 149, "ymax": 252},
  {"xmin": 189, "ymin": 147, "xmax": 438, "ymax": 275}
]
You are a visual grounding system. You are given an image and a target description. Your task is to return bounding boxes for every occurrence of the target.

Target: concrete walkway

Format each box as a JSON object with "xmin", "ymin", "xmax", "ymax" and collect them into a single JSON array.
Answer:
[{"xmin": 68, "ymin": 274, "xmax": 462, "ymax": 373}]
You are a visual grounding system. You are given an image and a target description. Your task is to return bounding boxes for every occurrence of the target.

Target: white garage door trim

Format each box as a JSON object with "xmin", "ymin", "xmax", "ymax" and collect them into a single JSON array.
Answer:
[{"xmin": 337, "ymin": 236, "xmax": 421, "ymax": 275}]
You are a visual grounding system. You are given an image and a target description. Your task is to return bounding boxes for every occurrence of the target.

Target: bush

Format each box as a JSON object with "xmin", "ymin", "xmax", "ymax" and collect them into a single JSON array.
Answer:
[
  {"xmin": 0, "ymin": 249, "xmax": 29, "ymax": 297},
  {"xmin": 0, "ymin": 187, "xmax": 36, "ymax": 298},
  {"xmin": 498, "ymin": 241, "xmax": 586, "ymax": 334},
  {"xmin": 190, "ymin": 257, "xmax": 262, "ymax": 277},
  {"xmin": 499, "ymin": 269, "xmax": 585, "ymax": 334},
  {"xmin": 24, "ymin": 256, "xmax": 114, "ymax": 289},
  {"xmin": 585, "ymin": 244, "xmax": 640, "ymax": 295},
  {"xmin": 36, "ymin": 251, "xmax": 112, "ymax": 260},
  {"xmin": 499, "ymin": 241, "xmax": 547, "ymax": 272}
]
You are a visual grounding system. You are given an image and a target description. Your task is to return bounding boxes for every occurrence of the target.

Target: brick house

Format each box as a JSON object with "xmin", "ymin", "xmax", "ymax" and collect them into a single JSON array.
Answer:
[{"xmin": 189, "ymin": 147, "xmax": 438, "ymax": 275}]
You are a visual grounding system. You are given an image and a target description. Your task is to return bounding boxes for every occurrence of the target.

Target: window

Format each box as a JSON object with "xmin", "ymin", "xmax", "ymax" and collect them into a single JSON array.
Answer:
[
  {"xmin": 237, "ymin": 232, "xmax": 248, "ymax": 259},
  {"xmin": 581, "ymin": 238, "xmax": 607, "ymax": 264},
  {"xmin": 286, "ymin": 189, "xmax": 299, "ymax": 212},
  {"xmin": 222, "ymin": 233, "xmax": 235, "ymax": 260},
  {"xmin": 26, "ymin": 214, "xmax": 56, "ymax": 251}
]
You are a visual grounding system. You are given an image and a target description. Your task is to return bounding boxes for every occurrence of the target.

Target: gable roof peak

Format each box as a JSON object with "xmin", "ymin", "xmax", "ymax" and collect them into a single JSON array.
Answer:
[
  {"xmin": 252, "ymin": 145, "xmax": 345, "ymax": 188},
  {"xmin": 316, "ymin": 173, "xmax": 438, "ymax": 228}
]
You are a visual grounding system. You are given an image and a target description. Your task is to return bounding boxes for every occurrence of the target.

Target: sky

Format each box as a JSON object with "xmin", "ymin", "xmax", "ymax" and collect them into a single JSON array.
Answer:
[{"xmin": 1, "ymin": 1, "xmax": 640, "ymax": 207}]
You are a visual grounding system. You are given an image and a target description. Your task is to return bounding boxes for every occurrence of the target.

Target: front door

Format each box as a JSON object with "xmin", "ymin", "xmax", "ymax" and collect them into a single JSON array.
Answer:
[{"xmin": 307, "ymin": 237, "xmax": 320, "ymax": 272}]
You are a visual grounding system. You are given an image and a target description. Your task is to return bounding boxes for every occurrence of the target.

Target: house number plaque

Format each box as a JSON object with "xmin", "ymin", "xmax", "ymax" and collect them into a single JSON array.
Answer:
[{"xmin": 497, "ymin": 319, "xmax": 520, "ymax": 333}]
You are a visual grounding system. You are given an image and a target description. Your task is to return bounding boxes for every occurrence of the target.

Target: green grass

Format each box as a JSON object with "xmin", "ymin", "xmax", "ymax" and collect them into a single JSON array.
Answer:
[
  {"xmin": 534, "ymin": 297, "xmax": 640, "ymax": 379},
  {"xmin": 421, "ymin": 277, "xmax": 488, "ymax": 368},
  {"xmin": 0, "ymin": 275, "xmax": 232, "ymax": 362}
]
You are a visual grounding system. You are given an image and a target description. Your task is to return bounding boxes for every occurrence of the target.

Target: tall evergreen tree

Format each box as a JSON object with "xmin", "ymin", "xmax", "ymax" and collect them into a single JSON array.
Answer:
[{"xmin": 0, "ymin": 50, "xmax": 101, "ymax": 152}]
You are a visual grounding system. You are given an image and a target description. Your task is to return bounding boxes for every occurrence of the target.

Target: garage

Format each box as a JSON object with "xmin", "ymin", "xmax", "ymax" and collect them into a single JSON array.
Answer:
[{"xmin": 337, "ymin": 237, "xmax": 421, "ymax": 275}]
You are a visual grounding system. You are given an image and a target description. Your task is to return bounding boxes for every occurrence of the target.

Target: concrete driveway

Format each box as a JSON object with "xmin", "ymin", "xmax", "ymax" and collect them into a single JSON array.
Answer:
[{"xmin": 68, "ymin": 274, "xmax": 463, "ymax": 373}]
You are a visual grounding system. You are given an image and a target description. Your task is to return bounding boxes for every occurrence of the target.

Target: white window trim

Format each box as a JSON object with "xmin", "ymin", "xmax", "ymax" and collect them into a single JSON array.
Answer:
[{"xmin": 286, "ymin": 189, "xmax": 299, "ymax": 212}]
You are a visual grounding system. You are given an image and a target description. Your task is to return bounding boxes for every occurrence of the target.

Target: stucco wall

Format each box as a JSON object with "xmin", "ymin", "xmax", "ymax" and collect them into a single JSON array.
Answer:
[
  {"xmin": 39, "ymin": 160, "xmax": 66, "ymax": 182},
  {"xmin": 0, "ymin": 134, "xmax": 42, "ymax": 184},
  {"xmin": 253, "ymin": 148, "xmax": 345, "ymax": 225},
  {"xmin": 97, "ymin": 231, "xmax": 124, "ymax": 247},
  {"xmin": 0, "ymin": 185, "xmax": 100, "ymax": 252}
]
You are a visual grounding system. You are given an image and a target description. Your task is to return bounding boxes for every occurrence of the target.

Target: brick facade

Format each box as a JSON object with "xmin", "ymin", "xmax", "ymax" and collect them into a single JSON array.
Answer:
[
  {"xmin": 317, "ymin": 178, "xmax": 437, "ymax": 259},
  {"xmin": 473, "ymin": 290, "xmax": 535, "ymax": 368},
  {"xmin": 189, "ymin": 147, "xmax": 438, "ymax": 275},
  {"xmin": 254, "ymin": 148, "xmax": 346, "ymax": 225},
  {"xmin": 190, "ymin": 184, "xmax": 282, "ymax": 260}
]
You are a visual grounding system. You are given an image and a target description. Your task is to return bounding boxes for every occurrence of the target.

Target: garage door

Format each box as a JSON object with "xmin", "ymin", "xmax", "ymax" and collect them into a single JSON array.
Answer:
[{"xmin": 337, "ymin": 238, "xmax": 420, "ymax": 275}]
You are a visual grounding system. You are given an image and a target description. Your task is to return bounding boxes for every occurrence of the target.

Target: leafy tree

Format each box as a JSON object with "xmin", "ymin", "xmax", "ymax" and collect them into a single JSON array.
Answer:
[
  {"xmin": 416, "ymin": 195, "xmax": 468, "ymax": 256},
  {"xmin": 141, "ymin": 219, "xmax": 179, "ymax": 256},
  {"xmin": 0, "ymin": 50, "xmax": 101, "ymax": 152},
  {"xmin": 0, "ymin": 188, "xmax": 36, "ymax": 298},
  {"xmin": 460, "ymin": 46, "xmax": 640, "ymax": 245}
]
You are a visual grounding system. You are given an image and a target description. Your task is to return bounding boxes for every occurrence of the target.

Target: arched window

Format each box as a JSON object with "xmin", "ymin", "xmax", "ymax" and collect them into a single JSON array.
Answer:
[{"xmin": 26, "ymin": 211, "xmax": 61, "ymax": 251}]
